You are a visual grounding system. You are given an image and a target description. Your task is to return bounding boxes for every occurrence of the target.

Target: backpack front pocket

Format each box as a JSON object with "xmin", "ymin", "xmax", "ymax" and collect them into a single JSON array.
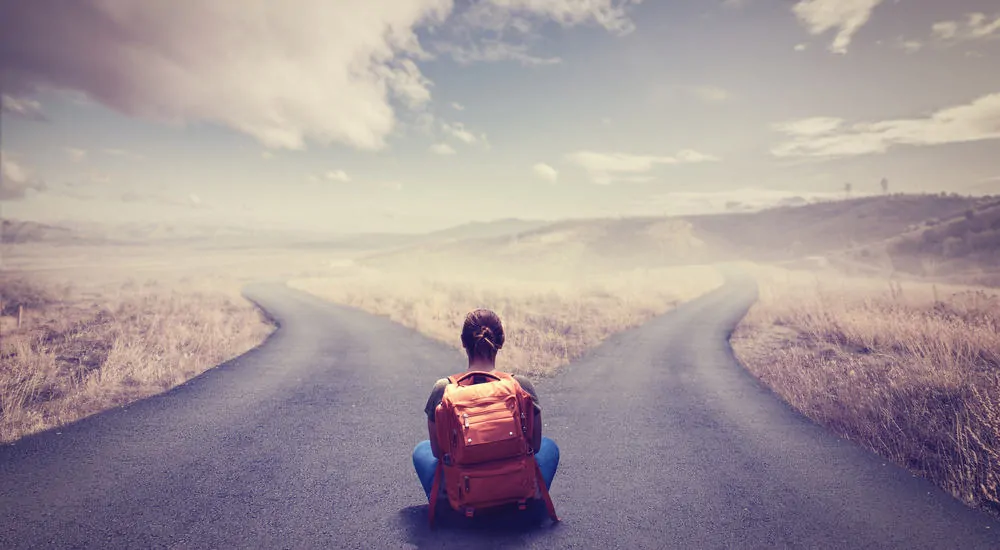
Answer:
[
  {"xmin": 451, "ymin": 458, "xmax": 537, "ymax": 509},
  {"xmin": 453, "ymin": 398, "xmax": 526, "ymax": 464}
]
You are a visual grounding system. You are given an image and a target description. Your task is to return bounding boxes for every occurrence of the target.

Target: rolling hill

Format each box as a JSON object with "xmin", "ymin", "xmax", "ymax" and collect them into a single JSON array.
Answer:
[
  {"xmin": 359, "ymin": 194, "xmax": 997, "ymax": 279},
  {"xmin": 838, "ymin": 198, "xmax": 1000, "ymax": 284}
]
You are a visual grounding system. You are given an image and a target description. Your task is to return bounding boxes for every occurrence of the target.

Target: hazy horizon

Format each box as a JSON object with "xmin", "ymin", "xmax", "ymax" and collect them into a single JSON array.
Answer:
[{"xmin": 2, "ymin": 0, "xmax": 999, "ymax": 233}]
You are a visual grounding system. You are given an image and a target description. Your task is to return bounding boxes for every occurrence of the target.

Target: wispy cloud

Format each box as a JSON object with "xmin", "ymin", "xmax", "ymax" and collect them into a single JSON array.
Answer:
[
  {"xmin": 436, "ymin": 0, "xmax": 640, "ymax": 67},
  {"xmin": 325, "ymin": 170, "xmax": 351, "ymax": 182},
  {"xmin": 441, "ymin": 121, "xmax": 489, "ymax": 147},
  {"xmin": 894, "ymin": 38, "xmax": 923, "ymax": 54},
  {"xmin": 120, "ymin": 190, "xmax": 206, "ymax": 209},
  {"xmin": 103, "ymin": 148, "xmax": 144, "ymax": 160},
  {"xmin": 89, "ymin": 173, "xmax": 112, "ymax": 184},
  {"xmin": 430, "ymin": 143, "xmax": 457, "ymax": 155},
  {"xmin": 792, "ymin": 0, "xmax": 885, "ymax": 54},
  {"xmin": 931, "ymin": 12, "xmax": 1000, "ymax": 44},
  {"xmin": 1, "ymin": 94, "xmax": 47, "ymax": 121},
  {"xmin": 451, "ymin": 102, "xmax": 465, "ymax": 111},
  {"xmin": 458, "ymin": 0, "xmax": 641, "ymax": 36},
  {"xmin": 435, "ymin": 41, "xmax": 561, "ymax": 66},
  {"xmin": 0, "ymin": 151, "xmax": 47, "ymax": 200},
  {"xmin": 533, "ymin": 162, "xmax": 558, "ymax": 183},
  {"xmin": 771, "ymin": 93, "xmax": 1000, "ymax": 158},
  {"xmin": 686, "ymin": 85, "xmax": 731, "ymax": 103},
  {"xmin": 566, "ymin": 149, "xmax": 720, "ymax": 184},
  {"xmin": 65, "ymin": 147, "xmax": 87, "ymax": 162}
]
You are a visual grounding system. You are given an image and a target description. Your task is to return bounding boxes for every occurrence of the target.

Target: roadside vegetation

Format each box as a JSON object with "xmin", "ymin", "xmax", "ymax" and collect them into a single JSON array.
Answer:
[
  {"xmin": 291, "ymin": 265, "xmax": 724, "ymax": 376},
  {"xmin": 0, "ymin": 276, "xmax": 273, "ymax": 444},
  {"xmin": 731, "ymin": 266, "xmax": 1000, "ymax": 517}
]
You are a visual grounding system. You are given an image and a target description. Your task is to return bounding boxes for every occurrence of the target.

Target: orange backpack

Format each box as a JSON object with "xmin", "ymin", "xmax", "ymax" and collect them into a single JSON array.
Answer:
[{"xmin": 428, "ymin": 370, "xmax": 559, "ymax": 526}]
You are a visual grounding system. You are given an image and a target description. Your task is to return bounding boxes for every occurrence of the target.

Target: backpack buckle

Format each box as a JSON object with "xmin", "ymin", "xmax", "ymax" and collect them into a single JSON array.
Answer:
[{"xmin": 443, "ymin": 453, "xmax": 452, "ymax": 466}]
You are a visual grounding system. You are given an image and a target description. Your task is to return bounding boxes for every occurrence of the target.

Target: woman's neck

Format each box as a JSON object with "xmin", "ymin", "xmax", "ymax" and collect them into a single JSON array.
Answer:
[{"xmin": 468, "ymin": 360, "xmax": 495, "ymax": 371}]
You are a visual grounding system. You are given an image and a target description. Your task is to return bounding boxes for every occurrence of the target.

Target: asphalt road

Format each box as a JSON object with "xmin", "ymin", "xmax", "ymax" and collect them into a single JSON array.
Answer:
[{"xmin": 2, "ymin": 272, "xmax": 999, "ymax": 549}]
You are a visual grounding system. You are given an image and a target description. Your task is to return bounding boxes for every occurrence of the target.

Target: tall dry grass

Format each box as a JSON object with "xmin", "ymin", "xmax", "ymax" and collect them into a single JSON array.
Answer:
[
  {"xmin": 0, "ymin": 277, "xmax": 273, "ymax": 444},
  {"xmin": 731, "ymin": 266, "xmax": 1000, "ymax": 517},
  {"xmin": 291, "ymin": 265, "xmax": 723, "ymax": 376}
]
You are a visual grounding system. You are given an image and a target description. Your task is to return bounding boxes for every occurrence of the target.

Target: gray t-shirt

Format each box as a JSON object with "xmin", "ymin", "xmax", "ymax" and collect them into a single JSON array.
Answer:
[{"xmin": 424, "ymin": 373, "xmax": 541, "ymax": 421}]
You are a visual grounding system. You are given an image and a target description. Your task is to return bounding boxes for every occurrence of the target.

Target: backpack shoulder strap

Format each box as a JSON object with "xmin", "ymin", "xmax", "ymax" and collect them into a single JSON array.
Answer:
[
  {"xmin": 533, "ymin": 458, "xmax": 560, "ymax": 522},
  {"xmin": 428, "ymin": 461, "xmax": 444, "ymax": 527}
]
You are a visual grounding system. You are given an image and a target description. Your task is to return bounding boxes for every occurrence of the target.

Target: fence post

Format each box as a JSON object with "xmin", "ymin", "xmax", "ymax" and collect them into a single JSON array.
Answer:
[{"xmin": 18, "ymin": 305, "xmax": 23, "ymax": 328}]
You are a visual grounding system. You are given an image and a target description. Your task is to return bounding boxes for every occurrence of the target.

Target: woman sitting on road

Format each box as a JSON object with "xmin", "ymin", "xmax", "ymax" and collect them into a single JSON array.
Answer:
[{"xmin": 412, "ymin": 308, "xmax": 560, "ymax": 506}]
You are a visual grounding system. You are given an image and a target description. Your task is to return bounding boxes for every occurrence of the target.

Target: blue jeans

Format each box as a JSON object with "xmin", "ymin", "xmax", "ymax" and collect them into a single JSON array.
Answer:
[{"xmin": 412, "ymin": 437, "xmax": 560, "ymax": 501}]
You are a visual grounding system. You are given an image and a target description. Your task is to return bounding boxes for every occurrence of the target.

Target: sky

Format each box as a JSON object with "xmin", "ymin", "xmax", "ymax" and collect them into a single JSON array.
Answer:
[{"xmin": 1, "ymin": 0, "xmax": 999, "ymax": 234}]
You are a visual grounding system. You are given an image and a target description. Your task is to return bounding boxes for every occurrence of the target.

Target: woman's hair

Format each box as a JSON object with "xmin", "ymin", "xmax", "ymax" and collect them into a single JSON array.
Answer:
[{"xmin": 461, "ymin": 309, "xmax": 505, "ymax": 363}]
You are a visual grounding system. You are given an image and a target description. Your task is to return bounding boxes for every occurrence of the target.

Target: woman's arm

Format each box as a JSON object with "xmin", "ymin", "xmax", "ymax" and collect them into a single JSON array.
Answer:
[
  {"xmin": 531, "ymin": 410, "xmax": 542, "ymax": 454},
  {"xmin": 428, "ymin": 418, "xmax": 441, "ymax": 458}
]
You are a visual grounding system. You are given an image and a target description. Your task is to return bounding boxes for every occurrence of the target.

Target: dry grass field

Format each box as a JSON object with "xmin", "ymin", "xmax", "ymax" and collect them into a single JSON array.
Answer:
[
  {"xmin": 0, "ymin": 273, "xmax": 274, "ymax": 444},
  {"xmin": 731, "ymin": 265, "xmax": 1000, "ymax": 517},
  {"xmin": 0, "ymin": 242, "xmax": 349, "ymax": 444},
  {"xmin": 291, "ymin": 264, "xmax": 724, "ymax": 376}
]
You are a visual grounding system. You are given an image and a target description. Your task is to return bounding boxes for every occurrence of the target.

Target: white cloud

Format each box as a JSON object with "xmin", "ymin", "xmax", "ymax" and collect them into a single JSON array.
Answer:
[
  {"xmin": 0, "ymin": 0, "xmax": 452, "ymax": 151},
  {"xmin": 437, "ymin": 0, "xmax": 640, "ymax": 67},
  {"xmin": 460, "ymin": 0, "xmax": 642, "ymax": 36},
  {"xmin": 430, "ymin": 143, "xmax": 457, "ymax": 155},
  {"xmin": 676, "ymin": 149, "xmax": 719, "ymax": 163},
  {"xmin": 120, "ymin": 190, "xmax": 202, "ymax": 209},
  {"xmin": 687, "ymin": 86, "xmax": 730, "ymax": 103},
  {"xmin": 533, "ymin": 162, "xmax": 558, "ymax": 182},
  {"xmin": 451, "ymin": 102, "xmax": 465, "ymax": 111},
  {"xmin": 103, "ymin": 148, "xmax": 144, "ymax": 160},
  {"xmin": 435, "ymin": 41, "xmax": 562, "ymax": 66},
  {"xmin": 1, "ymin": 94, "xmax": 47, "ymax": 121},
  {"xmin": 794, "ymin": 43, "xmax": 808, "ymax": 51},
  {"xmin": 325, "ymin": 170, "xmax": 351, "ymax": 182},
  {"xmin": 566, "ymin": 149, "xmax": 720, "ymax": 184},
  {"xmin": 442, "ymin": 121, "xmax": 478, "ymax": 144},
  {"xmin": 378, "ymin": 58, "xmax": 433, "ymax": 110},
  {"xmin": 771, "ymin": 93, "xmax": 1000, "ymax": 158},
  {"xmin": 932, "ymin": 21, "xmax": 959, "ymax": 41},
  {"xmin": 893, "ymin": 38, "xmax": 922, "ymax": 53},
  {"xmin": 772, "ymin": 117, "xmax": 844, "ymax": 136},
  {"xmin": 792, "ymin": 0, "xmax": 885, "ymax": 54},
  {"xmin": 931, "ymin": 13, "xmax": 1000, "ymax": 44},
  {"xmin": 261, "ymin": 151, "xmax": 274, "ymax": 160},
  {"xmin": 0, "ymin": 151, "xmax": 47, "ymax": 200},
  {"xmin": 65, "ymin": 147, "xmax": 87, "ymax": 162},
  {"xmin": 441, "ymin": 121, "xmax": 489, "ymax": 147}
]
